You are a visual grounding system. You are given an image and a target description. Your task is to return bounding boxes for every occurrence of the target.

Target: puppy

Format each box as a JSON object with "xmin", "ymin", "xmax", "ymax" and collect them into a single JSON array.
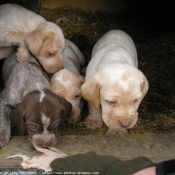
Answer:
[
  {"xmin": 50, "ymin": 39, "xmax": 85, "ymax": 123},
  {"xmin": 0, "ymin": 51, "xmax": 72, "ymax": 149},
  {"xmin": 0, "ymin": 3, "xmax": 65, "ymax": 73},
  {"xmin": 81, "ymin": 30, "xmax": 149, "ymax": 135}
]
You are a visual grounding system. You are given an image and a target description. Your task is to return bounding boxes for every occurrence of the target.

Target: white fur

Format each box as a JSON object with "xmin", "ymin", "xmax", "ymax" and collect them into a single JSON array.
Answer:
[
  {"xmin": 0, "ymin": 4, "xmax": 65, "ymax": 74},
  {"xmin": 41, "ymin": 113, "xmax": 50, "ymax": 133},
  {"xmin": 81, "ymin": 30, "xmax": 149, "ymax": 135},
  {"xmin": 39, "ymin": 90, "xmax": 45, "ymax": 103}
]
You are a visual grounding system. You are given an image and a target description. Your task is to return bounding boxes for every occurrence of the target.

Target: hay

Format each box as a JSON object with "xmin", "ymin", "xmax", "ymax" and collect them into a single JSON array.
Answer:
[{"xmin": 12, "ymin": 4, "xmax": 175, "ymax": 135}]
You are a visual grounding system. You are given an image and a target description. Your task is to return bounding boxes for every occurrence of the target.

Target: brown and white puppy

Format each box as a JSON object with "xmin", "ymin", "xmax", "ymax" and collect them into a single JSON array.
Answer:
[
  {"xmin": 0, "ymin": 4, "xmax": 65, "ymax": 73},
  {"xmin": 0, "ymin": 51, "xmax": 72, "ymax": 149},
  {"xmin": 50, "ymin": 39, "xmax": 85, "ymax": 123},
  {"xmin": 81, "ymin": 30, "xmax": 149, "ymax": 135}
]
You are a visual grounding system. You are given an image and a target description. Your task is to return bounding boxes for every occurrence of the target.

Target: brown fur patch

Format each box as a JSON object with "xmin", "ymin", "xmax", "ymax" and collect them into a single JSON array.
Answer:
[
  {"xmin": 81, "ymin": 78, "xmax": 101, "ymax": 109},
  {"xmin": 67, "ymin": 71, "xmax": 84, "ymax": 88},
  {"xmin": 51, "ymin": 81, "xmax": 66, "ymax": 98},
  {"xmin": 62, "ymin": 71, "xmax": 71, "ymax": 81},
  {"xmin": 121, "ymin": 73, "xmax": 128, "ymax": 81},
  {"xmin": 141, "ymin": 80, "xmax": 145, "ymax": 92}
]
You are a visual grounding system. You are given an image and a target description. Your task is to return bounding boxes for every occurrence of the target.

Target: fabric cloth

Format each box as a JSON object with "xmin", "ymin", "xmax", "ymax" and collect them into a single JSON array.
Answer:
[
  {"xmin": 156, "ymin": 159, "xmax": 175, "ymax": 175},
  {"xmin": 50, "ymin": 151, "xmax": 155, "ymax": 175}
]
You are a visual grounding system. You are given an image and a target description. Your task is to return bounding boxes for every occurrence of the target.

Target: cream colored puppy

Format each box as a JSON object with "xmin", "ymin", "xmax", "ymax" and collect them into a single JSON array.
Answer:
[
  {"xmin": 51, "ymin": 39, "xmax": 85, "ymax": 123},
  {"xmin": 81, "ymin": 30, "xmax": 149, "ymax": 135},
  {"xmin": 0, "ymin": 4, "xmax": 65, "ymax": 73}
]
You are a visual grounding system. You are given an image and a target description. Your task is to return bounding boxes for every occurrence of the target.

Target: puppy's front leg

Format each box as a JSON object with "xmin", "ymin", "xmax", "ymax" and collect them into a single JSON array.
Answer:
[
  {"xmin": 84, "ymin": 103, "xmax": 103, "ymax": 129},
  {"xmin": 0, "ymin": 31, "xmax": 29, "ymax": 62},
  {"xmin": 0, "ymin": 98, "xmax": 11, "ymax": 148},
  {"xmin": 16, "ymin": 44, "xmax": 29, "ymax": 62}
]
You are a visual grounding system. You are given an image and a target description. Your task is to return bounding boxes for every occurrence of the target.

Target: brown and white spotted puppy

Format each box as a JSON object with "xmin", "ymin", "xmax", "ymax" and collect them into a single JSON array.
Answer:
[
  {"xmin": 0, "ymin": 51, "xmax": 72, "ymax": 149},
  {"xmin": 0, "ymin": 4, "xmax": 65, "ymax": 73},
  {"xmin": 50, "ymin": 40, "xmax": 85, "ymax": 123},
  {"xmin": 81, "ymin": 30, "xmax": 149, "ymax": 135}
]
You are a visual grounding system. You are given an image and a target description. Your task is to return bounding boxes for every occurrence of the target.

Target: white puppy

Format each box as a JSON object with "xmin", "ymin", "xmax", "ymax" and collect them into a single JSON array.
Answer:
[
  {"xmin": 81, "ymin": 30, "xmax": 149, "ymax": 135},
  {"xmin": 0, "ymin": 4, "xmax": 65, "ymax": 73},
  {"xmin": 51, "ymin": 39, "xmax": 85, "ymax": 123}
]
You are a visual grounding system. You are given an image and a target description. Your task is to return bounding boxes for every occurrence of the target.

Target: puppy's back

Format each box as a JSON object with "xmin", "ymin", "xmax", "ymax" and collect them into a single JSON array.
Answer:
[
  {"xmin": 2, "ymin": 51, "xmax": 38, "ymax": 82},
  {"xmin": 64, "ymin": 39, "xmax": 85, "ymax": 66},
  {"xmin": 0, "ymin": 4, "xmax": 45, "ymax": 32},
  {"xmin": 62, "ymin": 39, "xmax": 85, "ymax": 74},
  {"xmin": 2, "ymin": 51, "xmax": 49, "ymax": 105},
  {"xmin": 92, "ymin": 30, "xmax": 136, "ymax": 56}
]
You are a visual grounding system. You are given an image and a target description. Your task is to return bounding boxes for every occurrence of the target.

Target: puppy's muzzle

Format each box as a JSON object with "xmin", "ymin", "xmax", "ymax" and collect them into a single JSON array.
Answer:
[{"xmin": 32, "ymin": 134, "xmax": 57, "ymax": 148}]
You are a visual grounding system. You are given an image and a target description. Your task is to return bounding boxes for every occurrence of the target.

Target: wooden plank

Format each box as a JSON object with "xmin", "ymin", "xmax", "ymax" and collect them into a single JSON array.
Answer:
[
  {"xmin": 41, "ymin": 0, "xmax": 124, "ymax": 13},
  {"xmin": 0, "ymin": 134, "xmax": 175, "ymax": 168}
]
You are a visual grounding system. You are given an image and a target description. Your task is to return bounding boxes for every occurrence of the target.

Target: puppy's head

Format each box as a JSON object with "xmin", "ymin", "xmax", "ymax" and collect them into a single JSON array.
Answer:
[
  {"xmin": 51, "ymin": 69, "xmax": 84, "ymax": 124},
  {"xmin": 81, "ymin": 64, "xmax": 149, "ymax": 131},
  {"xmin": 25, "ymin": 22, "xmax": 65, "ymax": 74},
  {"xmin": 9, "ymin": 89, "xmax": 72, "ymax": 148}
]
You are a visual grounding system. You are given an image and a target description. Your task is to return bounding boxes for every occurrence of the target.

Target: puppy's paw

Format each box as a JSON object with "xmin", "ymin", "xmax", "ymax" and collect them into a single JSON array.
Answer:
[
  {"xmin": 106, "ymin": 128, "xmax": 128, "ymax": 135},
  {"xmin": 84, "ymin": 115, "xmax": 103, "ymax": 129},
  {"xmin": 16, "ymin": 47, "xmax": 30, "ymax": 62},
  {"xmin": 0, "ymin": 131, "xmax": 10, "ymax": 149}
]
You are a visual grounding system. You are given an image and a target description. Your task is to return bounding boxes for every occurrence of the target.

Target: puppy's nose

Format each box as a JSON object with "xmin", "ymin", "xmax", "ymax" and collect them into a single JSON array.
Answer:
[
  {"xmin": 37, "ymin": 138, "xmax": 56, "ymax": 148},
  {"xmin": 119, "ymin": 121, "xmax": 131, "ymax": 128}
]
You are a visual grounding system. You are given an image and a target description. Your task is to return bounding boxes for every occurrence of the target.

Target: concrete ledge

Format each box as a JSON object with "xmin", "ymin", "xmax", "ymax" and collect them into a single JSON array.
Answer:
[
  {"xmin": 41, "ymin": 0, "xmax": 124, "ymax": 13},
  {"xmin": 0, "ymin": 133, "xmax": 175, "ymax": 168}
]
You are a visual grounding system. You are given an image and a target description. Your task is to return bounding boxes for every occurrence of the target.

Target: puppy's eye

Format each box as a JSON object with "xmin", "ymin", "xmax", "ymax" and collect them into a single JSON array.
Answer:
[
  {"xmin": 105, "ymin": 100, "xmax": 116, "ymax": 106},
  {"xmin": 48, "ymin": 52, "xmax": 56, "ymax": 57},
  {"xmin": 50, "ymin": 120, "xmax": 61, "ymax": 129},
  {"xmin": 27, "ymin": 125, "xmax": 42, "ymax": 131},
  {"xmin": 52, "ymin": 123, "xmax": 59, "ymax": 129},
  {"xmin": 133, "ymin": 99, "xmax": 139, "ymax": 105},
  {"xmin": 75, "ymin": 94, "xmax": 80, "ymax": 99}
]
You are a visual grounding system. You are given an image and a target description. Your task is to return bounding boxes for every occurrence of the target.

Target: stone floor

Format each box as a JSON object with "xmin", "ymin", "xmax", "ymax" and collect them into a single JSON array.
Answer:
[{"xmin": 0, "ymin": 133, "xmax": 175, "ymax": 169}]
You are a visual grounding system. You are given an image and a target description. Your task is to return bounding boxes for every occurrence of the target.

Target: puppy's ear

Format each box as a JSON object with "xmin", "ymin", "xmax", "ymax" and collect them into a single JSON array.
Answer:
[
  {"xmin": 60, "ymin": 98, "xmax": 72, "ymax": 124},
  {"xmin": 9, "ymin": 102, "xmax": 26, "ymax": 134},
  {"xmin": 51, "ymin": 80, "xmax": 66, "ymax": 99},
  {"xmin": 81, "ymin": 76, "xmax": 101, "ymax": 110},
  {"xmin": 140, "ymin": 75, "xmax": 149, "ymax": 98},
  {"xmin": 78, "ymin": 75, "xmax": 84, "ymax": 85},
  {"xmin": 25, "ymin": 29, "xmax": 45, "ymax": 56}
]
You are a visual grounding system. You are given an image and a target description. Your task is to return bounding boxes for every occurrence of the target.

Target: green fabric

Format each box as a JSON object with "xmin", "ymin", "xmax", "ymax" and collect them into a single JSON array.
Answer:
[
  {"xmin": 50, "ymin": 151, "xmax": 156, "ymax": 175},
  {"xmin": 106, "ymin": 156, "xmax": 156, "ymax": 175}
]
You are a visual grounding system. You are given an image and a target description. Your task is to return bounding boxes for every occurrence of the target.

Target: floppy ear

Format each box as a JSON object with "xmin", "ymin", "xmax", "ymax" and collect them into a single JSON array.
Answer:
[
  {"xmin": 9, "ymin": 102, "xmax": 26, "ymax": 134},
  {"xmin": 78, "ymin": 75, "xmax": 84, "ymax": 85},
  {"xmin": 60, "ymin": 98, "xmax": 72, "ymax": 124},
  {"xmin": 68, "ymin": 70, "xmax": 85, "ymax": 85},
  {"xmin": 51, "ymin": 80, "xmax": 67, "ymax": 98},
  {"xmin": 81, "ymin": 76, "xmax": 101, "ymax": 110},
  {"xmin": 140, "ymin": 75, "xmax": 149, "ymax": 98},
  {"xmin": 25, "ymin": 29, "xmax": 46, "ymax": 56}
]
